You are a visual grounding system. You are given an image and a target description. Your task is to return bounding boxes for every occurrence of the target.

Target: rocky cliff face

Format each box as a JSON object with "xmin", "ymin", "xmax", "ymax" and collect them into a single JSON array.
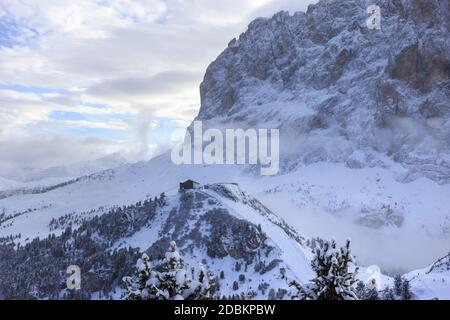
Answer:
[{"xmin": 195, "ymin": 0, "xmax": 450, "ymax": 183}]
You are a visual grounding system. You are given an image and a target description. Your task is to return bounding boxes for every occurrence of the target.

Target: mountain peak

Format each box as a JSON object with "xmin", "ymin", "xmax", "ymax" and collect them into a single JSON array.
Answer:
[{"xmin": 195, "ymin": 0, "xmax": 450, "ymax": 183}]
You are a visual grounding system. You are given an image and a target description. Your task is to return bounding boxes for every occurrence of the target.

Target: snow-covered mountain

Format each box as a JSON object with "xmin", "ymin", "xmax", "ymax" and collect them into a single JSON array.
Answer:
[
  {"xmin": 18, "ymin": 153, "xmax": 128, "ymax": 183},
  {"xmin": 406, "ymin": 253, "xmax": 450, "ymax": 300},
  {"xmin": 1, "ymin": 178, "xmax": 445, "ymax": 300},
  {"xmin": 196, "ymin": 0, "xmax": 450, "ymax": 184},
  {"xmin": 0, "ymin": 0, "xmax": 449, "ymax": 299},
  {"xmin": 0, "ymin": 153, "xmax": 128, "ymax": 192},
  {"xmin": 0, "ymin": 183, "xmax": 316, "ymax": 299},
  {"xmin": 0, "ymin": 177, "xmax": 22, "ymax": 191},
  {"xmin": 190, "ymin": 0, "xmax": 450, "ymax": 270}
]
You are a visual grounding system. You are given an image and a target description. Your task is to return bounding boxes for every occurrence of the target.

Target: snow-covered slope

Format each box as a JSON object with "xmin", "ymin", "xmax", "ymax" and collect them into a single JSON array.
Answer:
[
  {"xmin": 0, "ymin": 183, "xmax": 317, "ymax": 299},
  {"xmin": 1, "ymin": 153, "xmax": 448, "ymax": 273},
  {"xmin": 0, "ymin": 153, "xmax": 241, "ymax": 240},
  {"xmin": 21, "ymin": 153, "xmax": 128, "ymax": 182},
  {"xmin": 405, "ymin": 253, "xmax": 450, "ymax": 300},
  {"xmin": 0, "ymin": 0, "xmax": 448, "ymax": 300},
  {"xmin": 0, "ymin": 175, "xmax": 81, "ymax": 192},
  {"xmin": 242, "ymin": 163, "xmax": 450, "ymax": 272},
  {"xmin": 0, "ymin": 177, "xmax": 22, "ymax": 191},
  {"xmin": 1, "ymin": 153, "xmax": 128, "ymax": 190},
  {"xmin": 116, "ymin": 183, "xmax": 318, "ymax": 298},
  {"xmin": 0, "ymin": 161, "xmax": 445, "ymax": 298}
]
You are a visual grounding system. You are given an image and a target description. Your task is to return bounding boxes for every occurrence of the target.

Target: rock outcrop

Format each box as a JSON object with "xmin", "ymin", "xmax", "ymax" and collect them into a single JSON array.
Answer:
[{"xmin": 195, "ymin": 0, "xmax": 450, "ymax": 183}]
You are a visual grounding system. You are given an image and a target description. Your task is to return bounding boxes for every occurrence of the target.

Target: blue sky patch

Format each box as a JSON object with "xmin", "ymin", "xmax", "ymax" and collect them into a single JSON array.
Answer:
[
  {"xmin": 0, "ymin": 83, "xmax": 65, "ymax": 94},
  {"xmin": 49, "ymin": 110, "xmax": 130, "ymax": 122},
  {"xmin": 44, "ymin": 125, "xmax": 131, "ymax": 141},
  {"xmin": 0, "ymin": 12, "xmax": 39, "ymax": 48}
]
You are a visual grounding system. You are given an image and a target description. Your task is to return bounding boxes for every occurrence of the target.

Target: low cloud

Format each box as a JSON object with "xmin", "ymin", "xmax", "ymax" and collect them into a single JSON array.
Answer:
[
  {"xmin": 89, "ymin": 70, "xmax": 201, "ymax": 97},
  {"xmin": 0, "ymin": 133, "xmax": 124, "ymax": 179},
  {"xmin": 0, "ymin": 0, "xmax": 317, "ymax": 178}
]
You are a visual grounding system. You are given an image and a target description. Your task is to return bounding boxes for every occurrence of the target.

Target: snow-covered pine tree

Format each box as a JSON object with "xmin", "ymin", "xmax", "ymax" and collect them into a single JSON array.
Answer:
[
  {"xmin": 393, "ymin": 274, "xmax": 403, "ymax": 296},
  {"xmin": 381, "ymin": 286, "xmax": 396, "ymax": 300},
  {"xmin": 390, "ymin": 275, "xmax": 413, "ymax": 300},
  {"xmin": 156, "ymin": 241, "xmax": 191, "ymax": 300},
  {"xmin": 401, "ymin": 279, "xmax": 412, "ymax": 300},
  {"xmin": 123, "ymin": 242, "xmax": 189, "ymax": 300},
  {"xmin": 290, "ymin": 239, "xmax": 359, "ymax": 300},
  {"xmin": 188, "ymin": 267, "xmax": 216, "ymax": 300},
  {"xmin": 355, "ymin": 280, "xmax": 380, "ymax": 300},
  {"xmin": 123, "ymin": 253, "xmax": 161, "ymax": 300},
  {"xmin": 157, "ymin": 192, "xmax": 167, "ymax": 207},
  {"xmin": 365, "ymin": 287, "xmax": 379, "ymax": 300},
  {"xmin": 123, "ymin": 241, "xmax": 217, "ymax": 300},
  {"xmin": 355, "ymin": 281, "xmax": 366, "ymax": 299}
]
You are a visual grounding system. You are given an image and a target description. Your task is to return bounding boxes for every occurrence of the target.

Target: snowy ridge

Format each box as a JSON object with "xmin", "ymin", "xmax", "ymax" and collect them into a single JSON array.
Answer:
[
  {"xmin": 427, "ymin": 253, "xmax": 450, "ymax": 274},
  {"xmin": 0, "ymin": 0, "xmax": 449, "ymax": 300},
  {"xmin": 7, "ymin": 152, "xmax": 128, "ymax": 184},
  {"xmin": 0, "ymin": 182, "xmax": 315, "ymax": 299},
  {"xmin": 115, "ymin": 183, "xmax": 316, "ymax": 296},
  {"xmin": 405, "ymin": 252, "xmax": 450, "ymax": 300},
  {"xmin": 0, "ymin": 179, "xmax": 447, "ymax": 299},
  {"xmin": 0, "ymin": 153, "xmax": 128, "ymax": 193},
  {"xmin": 0, "ymin": 177, "xmax": 22, "ymax": 191}
]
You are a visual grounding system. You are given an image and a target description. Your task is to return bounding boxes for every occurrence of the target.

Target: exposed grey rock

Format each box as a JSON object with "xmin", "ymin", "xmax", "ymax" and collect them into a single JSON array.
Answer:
[
  {"xmin": 427, "ymin": 253, "xmax": 450, "ymax": 274},
  {"xmin": 356, "ymin": 203, "xmax": 405, "ymax": 228},
  {"xmin": 194, "ymin": 0, "xmax": 450, "ymax": 183}
]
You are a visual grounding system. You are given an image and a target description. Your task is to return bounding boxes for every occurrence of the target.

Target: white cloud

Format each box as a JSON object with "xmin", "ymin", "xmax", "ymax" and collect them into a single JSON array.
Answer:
[
  {"xmin": 0, "ymin": 0, "xmax": 316, "ymax": 178},
  {"xmin": 0, "ymin": 132, "xmax": 124, "ymax": 178}
]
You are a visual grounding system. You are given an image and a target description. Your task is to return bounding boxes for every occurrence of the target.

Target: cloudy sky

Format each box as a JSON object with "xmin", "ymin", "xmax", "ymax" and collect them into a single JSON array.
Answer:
[{"xmin": 0, "ymin": 0, "xmax": 314, "ymax": 179}]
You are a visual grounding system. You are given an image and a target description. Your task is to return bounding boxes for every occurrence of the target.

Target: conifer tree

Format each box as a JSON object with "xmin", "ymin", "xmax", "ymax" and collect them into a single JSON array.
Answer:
[
  {"xmin": 381, "ymin": 286, "xmax": 396, "ymax": 300},
  {"xmin": 123, "ymin": 253, "xmax": 160, "ymax": 300},
  {"xmin": 393, "ymin": 274, "xmax": 403, "ymax": 296},
  {"xmin": 189, "ymin": 268, "xmax": 216, "ymax": 300},
  {"xmin": 156, "ymin": 241, "xmax": 190, "ymax": 300},
  {"xmin": 123, "ymin": 241, "xmax": 216, "ymax": 300},
  {"xmin": 290, "ymin": 239, "xmax": 359, "ymax": 300},
  {"xmin": 401, "ymin": 279, "xmax": 412, "ymax": 300},
  {"xmin": 355, "ymin": 281, "xmax": 367, "ymax": 299}
]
